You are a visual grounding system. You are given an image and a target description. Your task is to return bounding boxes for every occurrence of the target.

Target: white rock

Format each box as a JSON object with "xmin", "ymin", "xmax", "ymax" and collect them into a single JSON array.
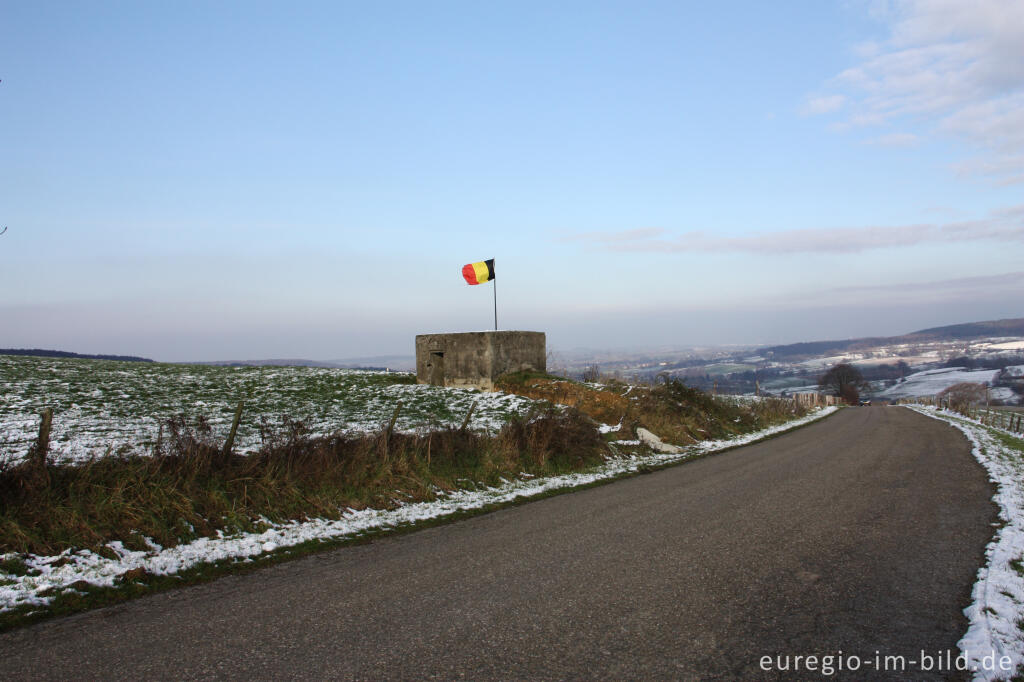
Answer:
[{"xmin": 636, "ymin": 427, "xmax": 683, "ymax": 454}]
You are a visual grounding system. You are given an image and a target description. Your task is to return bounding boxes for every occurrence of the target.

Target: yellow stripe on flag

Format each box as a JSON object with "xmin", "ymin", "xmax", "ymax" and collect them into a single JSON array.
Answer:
[{"xmin": 462, "ymin": 258, "xmax": 495, "ymax": 285}]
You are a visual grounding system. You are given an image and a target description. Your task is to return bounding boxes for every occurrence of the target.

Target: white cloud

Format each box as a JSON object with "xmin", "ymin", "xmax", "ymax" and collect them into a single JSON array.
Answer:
[
  {"xmin": 565, "ymin": 204, "xmax": 1024, "ymax": 254},
  {"xmin": 829, "ymin": 270, "xmax": 1024, "ymax": 296},
  {"xmin": 809, "ymin": 0, "xmax": 1024, "ymax": 183},
  {"xmin": 802, "ymin": 94, "xmax": 847, "ymax": 115},
  {"xmin": 867, "ymin": 132, "xmax": 920, "ymax": 147},
  {"xmin": 952, "ymin": 153, "xmax": 1024, "ymax": 185}
]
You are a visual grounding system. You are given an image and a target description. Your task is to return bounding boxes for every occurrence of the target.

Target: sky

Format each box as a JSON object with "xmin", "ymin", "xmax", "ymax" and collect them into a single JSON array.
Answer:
[{"xmin": 2, "ymin": 0, "xmax": 1022, "ymax": 361}]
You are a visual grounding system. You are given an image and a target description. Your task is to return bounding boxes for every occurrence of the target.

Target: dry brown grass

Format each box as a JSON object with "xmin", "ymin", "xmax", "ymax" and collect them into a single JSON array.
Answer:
[
  {"xmin": 0, "ymin": 407, "xmax": 607, "ymax": 556},
  {"xmin": 494, "ymin": 374, "xmax": 630, "ymax": 425},
  {"xmin": 497, "ymin": 372, "xmax": 807, "ymax": 446}
]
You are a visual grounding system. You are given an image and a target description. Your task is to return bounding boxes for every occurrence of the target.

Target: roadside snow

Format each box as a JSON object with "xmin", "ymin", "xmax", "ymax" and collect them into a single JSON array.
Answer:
[
  {"xmin": 907, "ymin": 406, "xmax": 1024, "ymax": 680},
  {"xmin": 0, "ymin": 407, "xmax": 837, "ymax": 614}
]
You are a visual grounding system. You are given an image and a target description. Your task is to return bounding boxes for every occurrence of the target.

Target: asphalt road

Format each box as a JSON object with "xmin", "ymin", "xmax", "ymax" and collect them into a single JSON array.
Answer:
[{"xmin": 0, "ymin": 407, "xmax": 998, "ymax": 680}]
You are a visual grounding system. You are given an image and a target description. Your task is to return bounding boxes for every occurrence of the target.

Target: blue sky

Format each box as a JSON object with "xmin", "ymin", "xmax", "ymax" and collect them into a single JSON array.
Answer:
[{"xmin": 2, "ymin": 1, "xmax": 1022, "ymax": 361}]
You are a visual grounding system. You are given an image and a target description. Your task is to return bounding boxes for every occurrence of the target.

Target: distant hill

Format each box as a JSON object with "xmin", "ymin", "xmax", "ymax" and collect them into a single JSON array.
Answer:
[
  {"xmin": 329, "ymin": 355, "xmax": 415, "ymax": 372},
  {"xmin": 188, "ymin": 359, "xmax": 347, "ymax": 369},
  {"xmin": 188, "ymin": 357, "xmax": 414, "ymax": 371},
  {"xmin": 759, "ymin": 318, "xmax": 1024, "ymax": 360},
  {"xmin": 0, "ymin": 348, "xmax": 154, "ymax": 363},
  {"xmin": 904, "ymin": 318, "xmax": 1024, "ymax": 341}
]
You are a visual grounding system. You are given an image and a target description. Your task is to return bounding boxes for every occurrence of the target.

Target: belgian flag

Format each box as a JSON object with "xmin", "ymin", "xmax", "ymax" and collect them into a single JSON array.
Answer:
[{"xmin": 462, "ymin": 259, "xmax": 495, "ymax": 285}]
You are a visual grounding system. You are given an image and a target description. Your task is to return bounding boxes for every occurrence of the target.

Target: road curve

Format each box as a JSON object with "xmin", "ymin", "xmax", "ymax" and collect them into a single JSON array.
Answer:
[{"xmin": 0, "ymin": 407, "xmax": 997, "ymax": 680}]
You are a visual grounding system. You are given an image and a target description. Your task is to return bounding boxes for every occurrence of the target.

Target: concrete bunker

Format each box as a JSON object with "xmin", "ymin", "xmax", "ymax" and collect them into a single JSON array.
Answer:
[{"xmin": 415, "ymin": 331, "xmax": 546, "ymax": 391}]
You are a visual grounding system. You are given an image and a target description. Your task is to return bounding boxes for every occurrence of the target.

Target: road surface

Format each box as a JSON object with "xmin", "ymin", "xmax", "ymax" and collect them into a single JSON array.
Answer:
[{"xmin": 0, "ymin": 407, "xmax": 997, "ymax": 680}]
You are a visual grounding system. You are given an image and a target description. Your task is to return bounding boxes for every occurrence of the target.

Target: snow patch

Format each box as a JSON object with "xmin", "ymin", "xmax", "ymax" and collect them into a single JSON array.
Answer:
[{"xmin": 878, "ymin": 368, "xmax": 1001, "ymax": 400}]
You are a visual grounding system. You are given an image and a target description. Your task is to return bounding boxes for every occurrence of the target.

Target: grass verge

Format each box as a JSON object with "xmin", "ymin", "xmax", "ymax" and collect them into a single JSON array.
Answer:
[
  {"xmin": 0, "ymin": 407, "xmax": 605, "ymax": 557},
  {"xmin": 496, "ymin": 372, "xmax": 808, "ymax": 443}
]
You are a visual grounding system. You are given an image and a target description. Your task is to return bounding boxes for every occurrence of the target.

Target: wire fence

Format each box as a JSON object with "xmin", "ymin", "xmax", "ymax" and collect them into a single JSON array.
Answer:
[{"xmin": 899, "ymin": 396, "xmax": 1024, "ymax": 435}]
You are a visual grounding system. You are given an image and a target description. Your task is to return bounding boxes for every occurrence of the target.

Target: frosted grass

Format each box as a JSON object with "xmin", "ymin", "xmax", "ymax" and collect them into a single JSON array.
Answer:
[{"xmin": 0, "ymin": 355, "xmax": 539, "ymax": 464}]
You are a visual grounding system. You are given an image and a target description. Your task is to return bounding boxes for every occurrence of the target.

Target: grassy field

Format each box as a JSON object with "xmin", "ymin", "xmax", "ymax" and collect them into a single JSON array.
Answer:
[
  {"xmin": 702, "ymin": 362, "xmax": 757, "ymax": 376},
  {"xmin": 0, "ymin": 355, "xmax": 539, "ymax": 463}
]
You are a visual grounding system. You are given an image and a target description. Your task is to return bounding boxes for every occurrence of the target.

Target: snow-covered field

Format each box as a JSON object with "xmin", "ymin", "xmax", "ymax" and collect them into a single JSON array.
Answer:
[
  {"xmin": 908, "ymin": 406, "xmax": 1024, "ymax": 680},
  {"xmin": 796, "ymin": 354, "xmax": 864, "ymax": 370},
  {"xmin": 0, "ymin": 406, "xmax": 838, "ymax": 616},
  {"xmin": 0, "ymin": 355, "xmax": 540, "ymax": 464},
  {"xmin": 977, "ymin": 341, "xmax": 1024, "ymax": 352},
  {"xmin": 878, "ymin": 367, "xmax": 1002, "ymax": 400}
]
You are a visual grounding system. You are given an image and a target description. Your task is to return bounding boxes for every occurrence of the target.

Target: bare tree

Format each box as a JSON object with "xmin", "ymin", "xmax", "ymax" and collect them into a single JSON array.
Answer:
[{"xmin": 819, "ymin": 363, "xmax": 866, "ymax": 405}]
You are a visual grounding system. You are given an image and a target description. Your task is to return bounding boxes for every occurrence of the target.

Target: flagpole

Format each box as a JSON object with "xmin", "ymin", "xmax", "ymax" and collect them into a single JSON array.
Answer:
[{"xmin": 493, "ymin": 261, "xmax": 498, "ymax": 330}]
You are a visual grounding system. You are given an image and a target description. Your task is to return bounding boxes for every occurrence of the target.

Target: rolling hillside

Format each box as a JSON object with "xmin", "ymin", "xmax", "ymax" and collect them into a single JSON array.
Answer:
[{"xmin": 759, "ymin": 317, "xmax": 1024, "ymax": 360}]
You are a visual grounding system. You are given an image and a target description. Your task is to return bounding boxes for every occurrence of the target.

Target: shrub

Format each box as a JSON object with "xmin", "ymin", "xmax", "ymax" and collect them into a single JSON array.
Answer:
[
  {"xmin": 0, "ymin": 408, "xmax": 608, "ymax": 556},
  {"xmin": 938, "ymin": 382, "xmax": 988, "ymax": 411}
]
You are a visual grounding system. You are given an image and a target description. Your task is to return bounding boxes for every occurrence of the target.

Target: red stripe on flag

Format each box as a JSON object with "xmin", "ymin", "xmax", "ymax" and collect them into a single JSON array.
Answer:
[{"xmin": 462, "ymin": 263, "xmax": 480, "ymax": 285}]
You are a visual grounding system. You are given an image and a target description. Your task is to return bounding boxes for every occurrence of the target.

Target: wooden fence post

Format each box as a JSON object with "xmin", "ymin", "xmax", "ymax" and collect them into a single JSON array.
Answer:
[
  {"xmin": 33, "ymin": 408, "xmax": 53, "ymax": 469},
  {"xmin": 460, "ymin": 400, "xmax": 477, "ymax": 432},
  {"xmin": 223, "ymin": 400, "xmax": 244, "ymax": 456},
  {"xmin": 384, "ymin": 402, "xmax": 402, "ymax": 456}
]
